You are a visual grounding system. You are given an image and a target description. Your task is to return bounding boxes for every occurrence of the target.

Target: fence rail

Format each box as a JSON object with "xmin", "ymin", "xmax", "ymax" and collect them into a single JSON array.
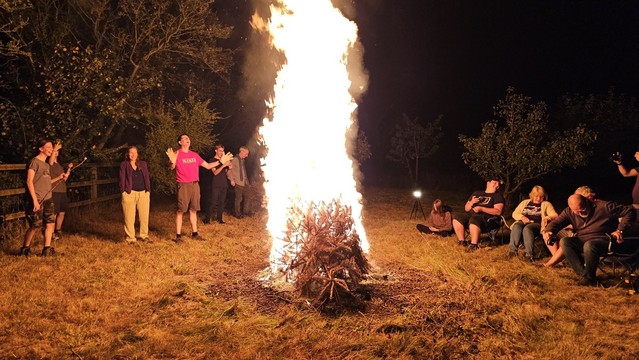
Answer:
[{"xmin": 0, "ymin": 163, "xmax": 120, "ymax": 222}]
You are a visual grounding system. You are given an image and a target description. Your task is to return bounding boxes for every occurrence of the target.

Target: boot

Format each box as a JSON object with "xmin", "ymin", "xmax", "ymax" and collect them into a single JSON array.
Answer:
[
  {"xmin": 41, "ymin": 246, "xmax": 56, "ymax": 257},
  {"xmin": 19, "ymin": 246, "xmax": 31, "ymax": 257}
]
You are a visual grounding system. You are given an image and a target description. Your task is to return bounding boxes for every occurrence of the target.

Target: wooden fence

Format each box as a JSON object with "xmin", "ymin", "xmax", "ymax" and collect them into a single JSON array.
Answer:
[{"xmin": 0, "ymin": 163, "xmax": 120, "ymax": 222}]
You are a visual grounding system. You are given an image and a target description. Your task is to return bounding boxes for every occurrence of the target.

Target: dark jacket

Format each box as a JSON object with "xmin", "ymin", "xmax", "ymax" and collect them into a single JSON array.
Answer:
[
  {"xmin": 545, "ymin": 199, "xmax": 635, "ymax": 243},
  {"xmin": 119, "ymin": 160, "xmax": 151, "ymax": 193}
]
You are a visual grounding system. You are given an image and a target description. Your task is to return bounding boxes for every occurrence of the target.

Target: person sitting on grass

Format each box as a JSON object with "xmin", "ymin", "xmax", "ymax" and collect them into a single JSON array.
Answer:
[
  {"xmin": 452, "ymin": 176, "xmax": 505, "ymax": 252},
  {"xmin": 542, "ymin": 194, "xmax": 635, "ymax": 286},
  {"xmin": 507, "ymin": 185, "xmax": 558, "ymax": 262},
  {"xmin": 416, "ymin": 199, "xmax": 453, "ymax": 236}
]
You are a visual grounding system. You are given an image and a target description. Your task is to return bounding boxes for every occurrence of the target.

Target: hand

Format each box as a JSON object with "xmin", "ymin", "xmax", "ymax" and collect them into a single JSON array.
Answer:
[
  {"xmin": 230, "ymin": 180, "xmax": 236, "ymax": 187},
  {"xmin": 521, "ymin": 216, "xmax": 530, "ymax": 224},
  {"xmin": 53, "ymin": 142, "xmax": 62, "ymax": 152},
  {"xmin": 166, "ymin": 148, "xmax": 177, "ymax": 164},
  {"xmin": 542, "ymin": 231, "xmax": 552, "ymax": 242},
  {"xmin": 611, "ymin": 230, "xmax": 624, "ymax": 243},
  {"xmin": 220, "ymin": 152, "xmax": 234, "ymax": 164},
  {"xmin": 33, "ymin": 201, "xmax": 41, "ymax": 212}
]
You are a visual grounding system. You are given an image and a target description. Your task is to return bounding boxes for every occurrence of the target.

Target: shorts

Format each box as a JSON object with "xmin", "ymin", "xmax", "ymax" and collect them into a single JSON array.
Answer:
[
  {"xmin": 177, "ymin": 181, "xmax": 200, "ymax": 213},
  {"xmin": 453, "ymin": 212, "xmax": 500, "ymax": 232},
  {"xmin": 52, "ymin": 192, "xmax": 69, "ymax": 213},
  {"xmin": 26, "ymin": 198, "xmax": 56, "ymax": 228}
]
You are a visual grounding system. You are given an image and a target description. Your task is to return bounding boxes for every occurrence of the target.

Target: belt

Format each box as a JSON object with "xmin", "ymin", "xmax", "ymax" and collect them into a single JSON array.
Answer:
[{"xmin": 179, "ymin": 181, "xmax": 199, "ymax": 184}]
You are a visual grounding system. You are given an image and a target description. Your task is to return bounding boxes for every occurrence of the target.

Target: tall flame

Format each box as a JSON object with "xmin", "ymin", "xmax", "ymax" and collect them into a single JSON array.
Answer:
[{"xmin": 254, "ymin": 0, "xmax": 369, "ymax": 273}]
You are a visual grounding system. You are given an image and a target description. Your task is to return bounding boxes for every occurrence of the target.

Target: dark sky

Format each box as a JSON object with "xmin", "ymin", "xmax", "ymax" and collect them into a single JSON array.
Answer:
[
  {"xmin": 352, "ymin": 1, "xmax": 639, "ymax": 187},
  {"xmin": 216, "ymin": 1, "xmax": 639, "ymax": 190}
]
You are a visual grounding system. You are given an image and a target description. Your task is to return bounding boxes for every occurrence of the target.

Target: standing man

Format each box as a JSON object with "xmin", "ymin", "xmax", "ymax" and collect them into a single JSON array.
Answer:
[
  {"xmin": 48, "ymin": 141, "xmax": 72, "ymax": 241},
  {"xmin": 166, "ymin": 134, "xmax": 231, "ymax": 242},
  {"xmin": 228, "ymin": 146, "xmax": 250, "ymax": 218},
  {"xmin": 20, "ymin": 139, "xmax": 69, "ymax": 256},
  {"xmin": 206, "ymin": 143, "xmax": 232, "ymax": 224},
  {"xmin": 613, "ymin": 149, "xmax": 639, "ymax": 210},
  {"xmin": 542, "ymin": 194, "xmax": 635, "ymax": 286},
  {"xmin": 452, "ymin": 176, "xmax": 505, "ymax": 252}
]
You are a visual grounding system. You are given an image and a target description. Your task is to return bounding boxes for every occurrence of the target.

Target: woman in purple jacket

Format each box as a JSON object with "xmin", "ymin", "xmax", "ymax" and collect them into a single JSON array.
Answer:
[{"xmin": 119, "ymin": 146, "xmax": 151, "ymax": 243}]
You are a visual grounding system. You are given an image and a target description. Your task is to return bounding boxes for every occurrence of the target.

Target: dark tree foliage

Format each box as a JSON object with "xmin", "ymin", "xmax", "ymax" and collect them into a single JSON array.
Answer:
[{"xmin": 459, "ymin": 87, "xmax": 596, "ymax": 203}]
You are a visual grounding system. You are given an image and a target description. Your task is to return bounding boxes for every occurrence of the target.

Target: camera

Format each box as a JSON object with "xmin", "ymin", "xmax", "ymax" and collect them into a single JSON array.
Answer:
[{"xmin": 609, "ymin": 151, "xmax": 622, "ymax": 163}]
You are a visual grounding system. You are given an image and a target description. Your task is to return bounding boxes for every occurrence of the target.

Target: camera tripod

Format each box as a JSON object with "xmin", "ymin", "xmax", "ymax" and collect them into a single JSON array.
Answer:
[{"xmin": 410, "ymin": 198, "xmax": 427, "ymax": 220}]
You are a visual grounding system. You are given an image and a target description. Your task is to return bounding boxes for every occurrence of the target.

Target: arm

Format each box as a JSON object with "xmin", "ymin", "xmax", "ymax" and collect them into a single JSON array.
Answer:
[
  {"xmin": 166, "ymin": 148, "xmax": 177, "ymax": 170},
  {"xmin": 542, "ymin": 208, "xmax": 571, "ymax": 241},
  {"xmin": 476, "ymin": 203, "xmax": 504, "ymax": 216},
  {"xmin": 201, "ymin": 159, "xmax": 221, "ymax": 170},
  {"xmin": 118, "ymin": 161, "xmax": 127, "ymax": 193},
  {"xmin": 26, "ymin": 169, "xmax": 39, "ymax": 211},
  {"xmin": 464, "ymin": 195, "xmax": 478, "ymax": 212},
  {"xmin": 141, "ymin": 161, "xmax": 151, "ymax": 192},
  {"xmin": 511, "ymin": 200, "xmax": 527, "ymax": 221},
  {"xmin": 615, "ymin": 161, "xmax": 639, "ymax": 177}
]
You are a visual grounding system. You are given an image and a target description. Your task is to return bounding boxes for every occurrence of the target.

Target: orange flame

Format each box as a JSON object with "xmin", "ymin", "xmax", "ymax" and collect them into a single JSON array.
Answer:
[{"xmin": 254, "ymin": 1, "xmax": 369, "ymax": 273}]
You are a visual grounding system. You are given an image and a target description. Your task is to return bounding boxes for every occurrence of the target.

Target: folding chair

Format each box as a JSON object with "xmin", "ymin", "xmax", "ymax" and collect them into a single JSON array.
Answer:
[
  {"xmin": 599, "ymin": 238, "xmax": 639, "ymax": 293},
  {"xmin": 465, "ymin": 215, "xmax": 509, "ymax": 246}
]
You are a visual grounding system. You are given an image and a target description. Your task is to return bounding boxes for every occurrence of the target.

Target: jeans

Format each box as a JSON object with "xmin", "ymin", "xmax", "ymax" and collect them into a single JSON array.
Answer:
[
  {"xmin": 207, "ymin": 186, "xmax": 227, "ymax": 222},
  {"xmin": 560, "ymin": 236, "xmax": 609, "ymax": 282},
  {"xmin": 508, "ymin": 221, "xmax": 540, "ymax": 256}
]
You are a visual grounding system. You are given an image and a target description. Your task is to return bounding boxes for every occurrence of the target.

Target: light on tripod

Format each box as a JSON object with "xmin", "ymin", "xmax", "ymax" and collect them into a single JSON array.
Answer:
[{"xmin": 410, "ymin": 189, "xmax": 426, "ymax": 219}]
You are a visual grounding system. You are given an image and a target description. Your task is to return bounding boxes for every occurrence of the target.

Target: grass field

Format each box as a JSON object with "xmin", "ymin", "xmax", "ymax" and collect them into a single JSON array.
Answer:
[{"xmin": 1, "ymin": 188, "xmax": 638, "ymax": 359}]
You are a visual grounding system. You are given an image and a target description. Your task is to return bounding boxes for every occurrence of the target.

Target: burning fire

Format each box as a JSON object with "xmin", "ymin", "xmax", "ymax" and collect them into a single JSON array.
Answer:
[{"xmin": 252, "ymin": 1, "xmax": 369, "ymax": 274}]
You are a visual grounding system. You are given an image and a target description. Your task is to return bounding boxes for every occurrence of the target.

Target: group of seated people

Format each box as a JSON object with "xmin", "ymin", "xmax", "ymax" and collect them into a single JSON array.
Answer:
[{"xmin": 416, "ymin": 177, "xmax": 639, "ymax": 287}]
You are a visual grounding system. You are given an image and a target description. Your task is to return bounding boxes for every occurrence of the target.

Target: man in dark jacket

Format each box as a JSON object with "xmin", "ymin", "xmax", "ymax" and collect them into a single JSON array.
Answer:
[{"xmin": 543, "ymin": 194, "xmax": 635, "ymax": 286}]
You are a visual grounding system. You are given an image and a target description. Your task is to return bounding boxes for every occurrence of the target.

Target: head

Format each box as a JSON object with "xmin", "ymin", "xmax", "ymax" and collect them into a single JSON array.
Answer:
[
  {"xmin": 568, "ymin": 194, "xmax": 591, "ymax": 218},
  {"xmin": 574, "ymin": 186, "xmax": 596, "ymax": 201},
  {"xmin": 214, "ymin": 143, "xmax": 225, "ymax": 157},
  {"xmin": 432, "ymin": 199, "xmax": 443, "ymax": 213},
  {"xmin": 127, "ymin": 146, "xmax": 139, "ymax": 162},
  {"xmin": 178, "ymin": 134, "xmax": 190, "ymax": 149},
  {"xmin": 485, "ymin": 176, "xmax": 502, "ymax": 193},
  {"xmin": 36, "ymin": 138, "xmax": 54, "ymax": 157},
  {"xmin": 529, "ymin": 185, "xmax": 546, "ymax": 203},
  {"xmin": 238, "ymin": 146, "xmax": 249, "ymax": 159},
  {"xmin": 635, "ymin": 150, "xmax": 639, "ymax": 162}
]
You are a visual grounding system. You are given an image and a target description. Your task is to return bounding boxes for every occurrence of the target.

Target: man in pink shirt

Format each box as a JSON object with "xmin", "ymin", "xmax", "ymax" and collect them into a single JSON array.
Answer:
[{"xmin": 166, "ymin": 134, "xmax": 232, "ymax": 242}]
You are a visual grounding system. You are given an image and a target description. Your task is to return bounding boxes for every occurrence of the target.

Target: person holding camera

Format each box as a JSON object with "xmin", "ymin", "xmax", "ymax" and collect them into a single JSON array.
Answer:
[
  {"xmin": 612, "ymin": 150, "xmax": 639, "ymax": 209},
  {"xmin": 542, "ymin": 193, "xmax": 635, "ymax": 286}
]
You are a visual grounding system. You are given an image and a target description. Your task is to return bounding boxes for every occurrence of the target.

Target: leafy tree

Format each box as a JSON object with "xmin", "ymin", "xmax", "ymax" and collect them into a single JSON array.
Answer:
[
  {"xmin": 557, "ymin": 88, "xmax": 639, "ymax": 160},
  {"xmin": 0, "ymin": 0, "xmax": 233, "ymax": 166},
  {"xmin": 387, "ymin": 113, "xmax": 443, "ymax": 186},
  {"xmin": 459, "ymin": 87, "xmax": 596, "ymax": 203}
]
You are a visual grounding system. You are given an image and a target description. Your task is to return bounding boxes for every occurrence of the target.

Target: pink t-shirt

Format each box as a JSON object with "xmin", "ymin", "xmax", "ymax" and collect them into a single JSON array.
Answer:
[{"xmin": 175, "ymin": 150, "xmax": 204, "ymax": 183}]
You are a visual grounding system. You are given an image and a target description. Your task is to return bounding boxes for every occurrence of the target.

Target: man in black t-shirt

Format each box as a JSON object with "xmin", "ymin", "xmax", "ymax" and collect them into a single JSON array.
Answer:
[{"xmin": 453, "ymin": 176, "xmax": 505, "ymax": 251}]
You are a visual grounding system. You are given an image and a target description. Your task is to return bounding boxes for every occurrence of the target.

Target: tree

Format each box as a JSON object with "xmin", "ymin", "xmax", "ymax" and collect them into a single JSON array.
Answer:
[
  {"xmin": 557, "ymin": 88, "xmax": 639, "ymax": 160},
  {"xmin": 387, "ymin": 113, "xmax": 443, "ymax": 186},
  {"xmin": 0, "ymin": 0, "xmax": 234, "ymax": 169},
  {"xmin": 459, "ymin": 87, "xmax": 596, "ymax": 203}
]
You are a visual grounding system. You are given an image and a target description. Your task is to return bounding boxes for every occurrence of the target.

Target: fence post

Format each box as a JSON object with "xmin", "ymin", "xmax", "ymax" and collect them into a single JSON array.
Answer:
[{"xmin": 91, "ymin": 166, "xmax": 98, "ymax": 201}]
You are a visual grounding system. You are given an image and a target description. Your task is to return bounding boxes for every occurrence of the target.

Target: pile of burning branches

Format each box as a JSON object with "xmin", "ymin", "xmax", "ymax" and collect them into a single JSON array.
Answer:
[{"xmin": 280, "ymin": 199, "xmax": 370, "ymax": 307}]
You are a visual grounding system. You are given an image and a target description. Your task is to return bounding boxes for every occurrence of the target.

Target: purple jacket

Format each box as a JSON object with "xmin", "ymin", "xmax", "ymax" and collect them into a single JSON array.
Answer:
[{"xmin": 119, "ymin": 160, "xmax": 151, "ymax": 193}]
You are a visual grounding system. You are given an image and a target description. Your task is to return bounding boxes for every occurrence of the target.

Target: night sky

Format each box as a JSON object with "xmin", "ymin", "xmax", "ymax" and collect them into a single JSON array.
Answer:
[{"xmin": 217, "ymin": 1, "xmax": 639, "ymax": 192}]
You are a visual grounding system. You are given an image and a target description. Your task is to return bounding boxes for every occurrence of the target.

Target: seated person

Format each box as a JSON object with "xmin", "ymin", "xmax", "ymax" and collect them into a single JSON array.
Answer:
[
  {"xmin": 508, "ymin": 185, "xmax": 558, "ymax": 261},
  {"xmin": 543, "ymin": 185, "xmax": 593, "ymax": 267},
  {"xmin": 416, "ymin": 199, "xmax": 453, "ymax": 236},
  {"xmin": 452, "ymin": 176, "xmax": 505, "ymax": 252},
  {"xmin": 542, "ymin": 194, "xmax": 635, "ymax": 286}
]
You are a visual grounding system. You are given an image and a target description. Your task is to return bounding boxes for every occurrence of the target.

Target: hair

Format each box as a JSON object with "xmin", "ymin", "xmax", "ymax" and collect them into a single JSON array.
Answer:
[
  {"xmin": 239, "ymin": 146, "xmax": 249, "ymax": 152},
  {"xmin": 177, "ymin": 134, "xmax": 188, "ymax": 143},
  {"xmin": 214, "ymin": 143, "xmax": 225, "ymax": 150},
  {"xmin": 529, "ymin": 185, "xmax": 546, "ymax": 200},
  {"xmin": 432, "ymin": 199, "xmax": 443, "ymax": 214},
  {"xmin": 574, "ymin": 185, "xmax": 595, "ymax": 200}
]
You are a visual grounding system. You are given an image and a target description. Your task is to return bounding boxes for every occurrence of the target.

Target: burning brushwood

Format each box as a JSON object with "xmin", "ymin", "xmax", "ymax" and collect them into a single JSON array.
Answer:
[{"xmin": 280, "ymin": 200, "xmax": 370, "ymax": 305}]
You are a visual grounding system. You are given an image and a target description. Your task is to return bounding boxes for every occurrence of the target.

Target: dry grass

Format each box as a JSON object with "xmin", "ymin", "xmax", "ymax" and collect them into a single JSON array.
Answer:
[{"xmin": 1, "ymin": 188, "xmax": 638, "ymax": 359}]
